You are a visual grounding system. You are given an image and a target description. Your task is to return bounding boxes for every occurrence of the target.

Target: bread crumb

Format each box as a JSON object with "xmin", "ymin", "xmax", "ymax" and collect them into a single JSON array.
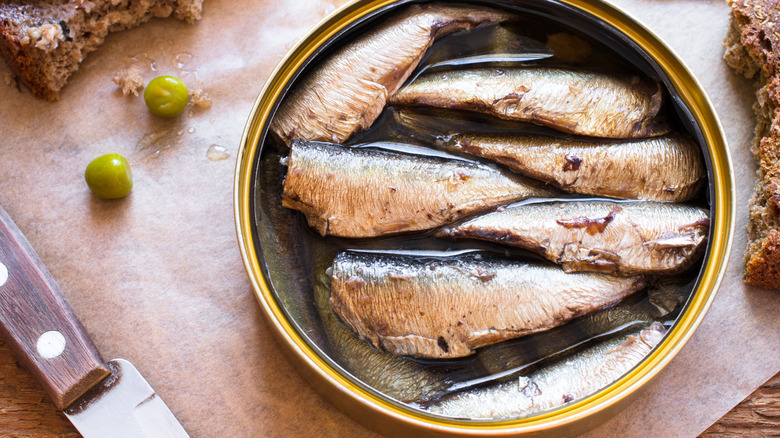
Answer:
[
  {"xmin": 189, "ymin": 88, "xmax": 212, "ymax": 109},
  {"xmin": 113, "ymin": 68, "xmax": 144, "ymax": 96}
]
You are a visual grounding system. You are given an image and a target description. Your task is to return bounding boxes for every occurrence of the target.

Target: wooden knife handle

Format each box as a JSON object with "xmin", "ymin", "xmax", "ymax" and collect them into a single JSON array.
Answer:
[{"xmin": 0, "ymin": 206, "xmax": 110, "ymax": 410}]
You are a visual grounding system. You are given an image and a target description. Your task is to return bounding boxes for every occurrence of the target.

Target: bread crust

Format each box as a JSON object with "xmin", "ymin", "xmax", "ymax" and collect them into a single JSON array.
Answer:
[
  {"xmin": 0, "ymin": 0, "xmax": 203, "ymax": 101},
  {"xmin": 725, "ymin": 0, "xmax": 780, "ymax": 290},
  {"xmin": 0, "ymin": 22, "xmax": 45, "ymax": 98}
]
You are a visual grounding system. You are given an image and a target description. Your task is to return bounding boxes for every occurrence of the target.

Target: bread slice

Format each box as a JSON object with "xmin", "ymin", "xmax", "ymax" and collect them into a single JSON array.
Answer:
[
  {"xmin": 0, "ymin": 0, "xmax": 203, "ymax": 101},
  {"xmin": 724, "ymin": 0, "xmax": 780, "ymax": 290}
]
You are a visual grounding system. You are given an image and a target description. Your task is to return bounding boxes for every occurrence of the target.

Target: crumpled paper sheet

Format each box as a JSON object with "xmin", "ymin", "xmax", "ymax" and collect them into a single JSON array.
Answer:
[{"xmin": 0, "ymin": 0, "xmax": 776, "ymax": 437}]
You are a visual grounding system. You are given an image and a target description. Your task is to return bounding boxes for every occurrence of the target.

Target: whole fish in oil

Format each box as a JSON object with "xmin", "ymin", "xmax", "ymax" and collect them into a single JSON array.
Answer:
[
  {"xmin": 425, "ymin": 323, "xmax": 665, "ymax": 419},
  {"xmin": 435, "ymin": 133, "xmax": 705, "ymax": 202},
  {"xmin": 282, "ymin": 140, "xmax": 553, "ymax": 238},
  {"xmin": 436, "ymin": 200, "xmax": 709, "ymax": 275},
  {"xmin": 389, "ymin": 68, "xmax": 669, "ymax": 138},
  {"xmin": 329, "ymin": 251, "xmax": 646, "ymax": 359},
  {"xmin": 270, "ymin": 4, "xmax": 511, "ymax": 145}
]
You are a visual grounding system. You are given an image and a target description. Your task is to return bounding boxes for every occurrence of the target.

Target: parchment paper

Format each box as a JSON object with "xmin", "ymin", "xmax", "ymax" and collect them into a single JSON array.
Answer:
[{"xmin": 0, "ymin": 0, "xmax": 776, "ymax": 437}]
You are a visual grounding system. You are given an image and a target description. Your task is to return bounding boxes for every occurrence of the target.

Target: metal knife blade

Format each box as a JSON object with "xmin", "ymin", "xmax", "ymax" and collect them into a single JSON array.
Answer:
[
  {"xmin": 65, "ymin": 359, "xmax": 188, "ymax": 437},
  {"xmin": 0, "ymin": 206, "xmax": 190, "ymax": 437}
]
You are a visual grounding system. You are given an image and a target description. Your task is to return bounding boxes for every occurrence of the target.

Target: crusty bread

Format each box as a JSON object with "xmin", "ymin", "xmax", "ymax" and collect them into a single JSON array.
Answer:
[
  {"xmin": 724, "ymin": 0, "xmax": 780, "ymax": 290},
  {"xmin": 0, "ymin": 0, "xmax": 203, "ymax": 101}
]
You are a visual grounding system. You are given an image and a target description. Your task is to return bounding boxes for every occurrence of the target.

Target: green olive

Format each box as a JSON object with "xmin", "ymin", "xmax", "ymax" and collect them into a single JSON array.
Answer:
[
  {"xmin": 144, "ymin": 75, "xmax": 188, "ymax": 118},
  {"xmin": 85, "ymin": 153, "xmax": 133, "ymax": 199}
]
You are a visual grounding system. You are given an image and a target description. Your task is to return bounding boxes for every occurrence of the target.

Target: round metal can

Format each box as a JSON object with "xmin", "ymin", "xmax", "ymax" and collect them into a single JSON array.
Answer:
[{"xmin": 235, "ymin": 0, "xmax": 735, "ymax": 435}]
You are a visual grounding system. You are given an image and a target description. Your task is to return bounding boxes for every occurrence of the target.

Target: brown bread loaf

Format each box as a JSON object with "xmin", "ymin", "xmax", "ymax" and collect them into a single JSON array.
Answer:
[
  {"xmin": 724, "ymin": 0, "xmax": 780, "ymax": 289},
  {"xmin": 0, "ymin": 0, "xmax": 203, "ymax": 101}
]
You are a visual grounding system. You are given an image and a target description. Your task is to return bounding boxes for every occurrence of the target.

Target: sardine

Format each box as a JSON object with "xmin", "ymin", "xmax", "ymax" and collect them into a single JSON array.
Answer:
[
  {"xmin": 270, "ymin": 4, "xmax": 512, "ymax": 145},
  {"xmin": 434, "ymin": 133, "xmax": 706, "ymax": 202},
  {"xmin": 388, "ymin": 109, "xmax": 705, "ymax": 201},
  {"xmin": 329, "ymin": 251, "xmax": 646, "ymax": 359},
  {"xmin": 314, "ymin": 266, "xmax": 452, "ymax": 403},
  {"xmin": 389, "ymin": 67, "xmax": 669, "ymax": 138},
  {"xmin": 282, "ymin": 140, "xmax": 554, "ymax": 238},
  {"xmin": 436, "ymin": 200, "xmax": 709, "ymax": 275},
  {"xmin": 425, "ymin": 323, "xmax": 665, "ymax": 419}
]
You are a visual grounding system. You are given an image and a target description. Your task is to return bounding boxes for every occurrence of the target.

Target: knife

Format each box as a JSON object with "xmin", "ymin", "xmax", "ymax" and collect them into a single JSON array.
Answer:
[{"xmin": 0, "ymin": 206, "xmax": 189, "ymax": 437}]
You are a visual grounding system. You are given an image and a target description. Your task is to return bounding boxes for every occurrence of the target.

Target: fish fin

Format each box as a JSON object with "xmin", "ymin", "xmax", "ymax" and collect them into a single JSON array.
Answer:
[
  {"xmin": 560, "ymin": 245, "xmax": 620, "ymax": 273},
  {"xmin": 639, "ymin": 322, "xmax": 666, "ymax": 346},
  {"xmin": 491, "ymin": 90, "xmax": 527, "ymax": 115},
  {"xmin": 516, "ymin": 376, "xmax": 541, "ymax": 397},
  {"xmin": 521, "ymin": 381, "xmax": 541, "ymax": 398}
]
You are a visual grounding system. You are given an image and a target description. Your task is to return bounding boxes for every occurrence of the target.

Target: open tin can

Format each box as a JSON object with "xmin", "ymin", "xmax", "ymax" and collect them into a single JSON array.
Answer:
[{"xmin": 235, "ymin": 0, "xmax": 735, "ymax": 435}]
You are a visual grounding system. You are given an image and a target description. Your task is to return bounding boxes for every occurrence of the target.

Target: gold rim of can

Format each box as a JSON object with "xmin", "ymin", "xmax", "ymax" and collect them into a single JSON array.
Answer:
[{"xmin": 234, "ymin": 0, "xmax": 735, "ymax": 435}]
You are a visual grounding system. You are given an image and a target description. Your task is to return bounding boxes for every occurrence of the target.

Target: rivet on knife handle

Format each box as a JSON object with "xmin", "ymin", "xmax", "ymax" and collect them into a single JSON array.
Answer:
[{"xmin": 0, "ymin": 206, "xmax": 110, "ymax": 409}]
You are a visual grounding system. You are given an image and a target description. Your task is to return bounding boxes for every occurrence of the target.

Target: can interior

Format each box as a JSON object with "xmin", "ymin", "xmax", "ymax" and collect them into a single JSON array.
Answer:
[{"xmin": 245, "ymin": 0, "xmax": 715, "ymax": 424}]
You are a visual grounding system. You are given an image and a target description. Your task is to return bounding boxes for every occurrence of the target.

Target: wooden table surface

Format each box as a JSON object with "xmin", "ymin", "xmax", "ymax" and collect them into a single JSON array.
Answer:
[{"xmin": 701, "ymin": 372, "xmax": 780, "ymax": 437}]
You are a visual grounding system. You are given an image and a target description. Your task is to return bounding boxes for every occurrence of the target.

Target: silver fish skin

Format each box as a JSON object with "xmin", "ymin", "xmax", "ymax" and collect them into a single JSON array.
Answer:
[
  {"xmin": 282, "ymin": 140, "xmax": 554, "ymax": 238},
  {"xmin": 270, "ymin": 4, "xmax": 512, "ymax": 145},
  {"xmin": 329, "ymin": 252, "xmax": 646, "ymax": 359},
  {"xmin": 426, "ymin": 323, "xmax": 665, "ymax": 419},
  {"xmin": 436, "ymin": 133, "xmax": 705, "ymax": 202},
  {"xmin": 389, "ymin": 68, "xmax": 668, "ymax": 138},
  {"xmin": 436, "ymin": 200, "xmax": 709, "ymax": 275}
]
